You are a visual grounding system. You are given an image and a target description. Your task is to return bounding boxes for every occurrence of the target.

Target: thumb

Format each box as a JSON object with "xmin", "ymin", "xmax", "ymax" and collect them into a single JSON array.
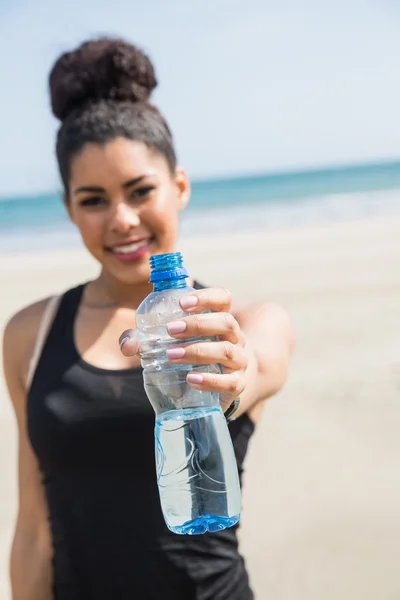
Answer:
[{"xmin": 119, "ymin": 329, "xmax": 140, "ymax": 356}]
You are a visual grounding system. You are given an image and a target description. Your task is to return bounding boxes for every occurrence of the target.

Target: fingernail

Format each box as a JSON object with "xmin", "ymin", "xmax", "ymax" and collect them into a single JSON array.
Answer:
[
  {"xmin": 187, "ymin": 373, "xmax": 203, "ymax": 384},
  {"xmin": 180, "ymin": 296, "xmax": 198, "ymax": 310},
  {"xmin": 166, "ymin": 347, "xmax": 186, "ymax": 359},
  {"xmin": 167, "ymin": 321, "xmax": 187, "ymax": 335},
  {"xmin": 119, "ymin": 336, "xmax": 130, "ymax": 348}
]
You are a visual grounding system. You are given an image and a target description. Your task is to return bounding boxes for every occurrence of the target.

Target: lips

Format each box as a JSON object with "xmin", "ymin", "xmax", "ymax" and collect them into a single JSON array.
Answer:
[
  {"xmin": 108, "ymin": 238, "xmax": 150, "ymax": 254},
  {"xmin": 106, "ymin": 237, "xmax": 154, "ymax": 262}
]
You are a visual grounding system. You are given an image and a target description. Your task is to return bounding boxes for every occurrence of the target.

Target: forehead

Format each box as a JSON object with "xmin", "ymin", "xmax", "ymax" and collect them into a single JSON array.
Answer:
[{"xmin": 69, "ymin": 138, "xmax": 168, "ymax": 184}]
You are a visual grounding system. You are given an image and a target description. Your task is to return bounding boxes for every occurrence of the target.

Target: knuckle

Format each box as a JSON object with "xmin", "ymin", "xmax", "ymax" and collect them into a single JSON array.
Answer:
[
  {"xmin": 227, "ymin": 375, "xmax": 241, "ymax": 394},
  {"xmin": 222, "ymin": 287, "xmax": 232, "ymax": 302},
  {"xmin": 223, "ymin": 313, "xmax": 238, "ymax": 333},
  {"xmin": 233, "ymin": 374, "xmax": 245, "ymax": 394},
  {"xmin": 190, "ymin": 314, "xmax": 203, "ymax": 332},
  {"xmin": 223, "ymin": 341, "xmax": 235, "ymax": 362},
  {"xmin": 190, "ymin": 343, "xmax": 203, "ymax": 359},
  {"xmin": 210, "ymin": 374, "xmax": 220, "ymax": 388}
]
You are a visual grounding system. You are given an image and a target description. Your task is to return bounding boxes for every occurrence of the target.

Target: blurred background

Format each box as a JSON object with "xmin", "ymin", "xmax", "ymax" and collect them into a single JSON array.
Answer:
[{"xmin": 1, "ymin": 1, "xmax": 400, "ymax": 598}]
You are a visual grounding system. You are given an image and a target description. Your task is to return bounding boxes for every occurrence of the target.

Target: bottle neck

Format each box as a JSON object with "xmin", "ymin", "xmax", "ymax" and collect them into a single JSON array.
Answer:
[{"xmin": 153, "ymin": 277, "xmax": 187, "ymax": 292}]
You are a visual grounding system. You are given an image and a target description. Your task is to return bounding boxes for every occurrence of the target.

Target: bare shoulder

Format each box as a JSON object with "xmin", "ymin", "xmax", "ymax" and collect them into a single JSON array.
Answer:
[
  {"xmin": 4, "ymin": 297, "xmax": 53, "ymax": 346},
  {"xmin": 2, "ymin": 297, "xmax": 54, "ymax": 395}
]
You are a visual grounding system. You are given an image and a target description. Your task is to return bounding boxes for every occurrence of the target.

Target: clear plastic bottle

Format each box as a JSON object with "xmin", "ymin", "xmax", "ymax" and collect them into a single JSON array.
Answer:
[{"xmin": 135, "ymin": 252, "xmax": 241, "ymax": 535}]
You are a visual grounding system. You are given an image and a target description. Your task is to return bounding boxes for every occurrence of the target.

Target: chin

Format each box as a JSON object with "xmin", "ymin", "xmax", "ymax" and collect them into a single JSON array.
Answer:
[
  {"xmin": 106, "ymin": 257, "xmax": 152, "ymax": 285},
  {"xmin": 118, "ymin": 271, "xmax": 151, "ymax": 286},
  {"xmin": 89, "ymin": 240, "xmax": 172, "ymax": 285}
]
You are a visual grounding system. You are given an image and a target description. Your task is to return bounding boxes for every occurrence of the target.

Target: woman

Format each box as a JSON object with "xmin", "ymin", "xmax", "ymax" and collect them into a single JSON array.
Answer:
[{"xmin": 3, "ymin": 37, "xmax": 293, "ymax": 600}]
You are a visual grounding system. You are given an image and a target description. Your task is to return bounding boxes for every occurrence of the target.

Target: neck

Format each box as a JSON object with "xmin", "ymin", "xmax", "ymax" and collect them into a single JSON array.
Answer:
[{"xmin": 86, "ymin": 270, "xmax": 154, "ymax": 309}]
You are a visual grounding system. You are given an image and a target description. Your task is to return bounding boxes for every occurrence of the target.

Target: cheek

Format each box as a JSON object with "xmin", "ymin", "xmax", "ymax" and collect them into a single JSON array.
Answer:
[
  {"xmin": 74, "ymin": 213, "xmax": 106, "ymax": 248},
  {"xmin": 144, "ymin": 196, "xmax": 179, "ymax": 236}
]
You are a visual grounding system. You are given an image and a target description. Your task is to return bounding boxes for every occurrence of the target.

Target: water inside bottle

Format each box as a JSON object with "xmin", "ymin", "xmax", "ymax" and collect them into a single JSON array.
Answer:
[{"xmin": 154, "ymin": 405, "xmax": 241, "ymax": 535}]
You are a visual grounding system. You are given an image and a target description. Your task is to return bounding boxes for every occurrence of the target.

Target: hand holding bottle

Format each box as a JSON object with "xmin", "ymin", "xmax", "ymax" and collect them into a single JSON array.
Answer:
[
  {"xmin": 120, "ymin": 253, "xmax": 243, "ymax": 535},
  {"xmin": 119, "ymin": 285, "xmax": 247, "ymax": 414}
]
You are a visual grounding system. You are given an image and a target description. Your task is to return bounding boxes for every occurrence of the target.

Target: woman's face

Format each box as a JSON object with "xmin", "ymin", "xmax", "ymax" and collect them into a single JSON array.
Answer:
[{"xmin": 66, "ymin": 138, "xmax": 190, "ymax": 285}]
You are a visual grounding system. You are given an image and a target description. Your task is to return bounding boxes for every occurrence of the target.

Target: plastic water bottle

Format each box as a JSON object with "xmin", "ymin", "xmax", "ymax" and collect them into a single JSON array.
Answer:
[{"xmin": 135, "ymin": 252, "xmax": 242, "ymax": 535}]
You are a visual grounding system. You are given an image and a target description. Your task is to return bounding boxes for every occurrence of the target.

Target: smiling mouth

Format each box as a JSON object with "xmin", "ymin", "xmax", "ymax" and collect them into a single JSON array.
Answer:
[
  {"xmin": 108, "ymin": 239, "xmax": 151, "ymax": 254},
  {"xmin": 105, "ymin": 237, "xmax": 155, "ymax": 261}
]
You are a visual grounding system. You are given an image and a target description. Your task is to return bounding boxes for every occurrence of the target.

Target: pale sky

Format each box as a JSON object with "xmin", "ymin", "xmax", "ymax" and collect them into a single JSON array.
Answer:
[{"xmin": 0, "ymin": 0, "xmax": 399, "ymax": 196}]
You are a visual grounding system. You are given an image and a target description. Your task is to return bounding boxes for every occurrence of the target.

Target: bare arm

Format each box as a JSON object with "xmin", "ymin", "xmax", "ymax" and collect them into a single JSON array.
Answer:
[
  {"xmin": 3, "ymin": 305, "xmax": 53, "ymax": 600},
  {"xmin": 120, "ymin": 290, "xmax": 294, "ymax": 421},
  {"xmin": 234, "ymin": 301, "xmax": 294, "ymax": 418}
]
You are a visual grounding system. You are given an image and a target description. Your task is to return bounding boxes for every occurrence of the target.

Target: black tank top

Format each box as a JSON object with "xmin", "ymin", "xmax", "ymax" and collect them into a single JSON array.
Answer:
[{"xmin": 27, "ymin": 282, "xmax": 256, "ymax": 600}]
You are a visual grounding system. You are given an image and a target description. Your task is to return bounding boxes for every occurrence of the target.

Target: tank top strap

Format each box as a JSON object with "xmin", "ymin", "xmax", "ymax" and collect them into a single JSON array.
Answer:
[
  {"xmin": 50, "ymin": 283, "xmax": 86, "ymax": 340},
  {"xmin": 28, "ymin": 284, "xmax": 86, "ymax": 394},
  {"xmin": 27, "ymin": 295, "xmax": 62, "ymax": 391}
]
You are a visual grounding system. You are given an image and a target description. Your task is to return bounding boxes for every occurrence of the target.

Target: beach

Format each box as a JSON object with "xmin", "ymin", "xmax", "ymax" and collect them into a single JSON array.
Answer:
[{"xmin": 1, "ymin": 213, "xmax": 400, "ymax": 599}]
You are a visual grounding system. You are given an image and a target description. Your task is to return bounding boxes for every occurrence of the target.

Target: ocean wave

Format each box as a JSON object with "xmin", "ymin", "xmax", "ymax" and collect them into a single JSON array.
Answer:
[
  {"xmin": 0, "ymin": 188, "xmax": 399, "ymax": 255},
  {"xmin": 180, "ymin": 188, "xmax": 400, "ymax": 237}
]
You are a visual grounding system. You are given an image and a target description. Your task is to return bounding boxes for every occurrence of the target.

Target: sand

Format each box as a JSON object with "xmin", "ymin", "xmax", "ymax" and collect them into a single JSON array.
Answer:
[{"xmin": 1, "ymin": 214, "xmax": 400, "ymax": 599}]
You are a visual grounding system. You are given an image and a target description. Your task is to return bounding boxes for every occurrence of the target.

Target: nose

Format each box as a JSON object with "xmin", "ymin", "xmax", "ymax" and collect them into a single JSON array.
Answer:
[{"xmin": 110, "ymin": 202, "xmax": 140, "ymax": 233}]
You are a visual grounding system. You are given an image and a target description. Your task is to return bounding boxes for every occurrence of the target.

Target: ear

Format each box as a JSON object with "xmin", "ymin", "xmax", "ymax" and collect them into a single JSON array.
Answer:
[{"xmin": 174, "ymin": 166, "xmax": 191, "ymax": 211}]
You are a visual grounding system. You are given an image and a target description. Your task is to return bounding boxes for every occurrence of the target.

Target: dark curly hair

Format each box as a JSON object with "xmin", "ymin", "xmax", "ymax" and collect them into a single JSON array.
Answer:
[{"xmin": 49, "ymin": 37, "xmax": 177, "ymax": 193}]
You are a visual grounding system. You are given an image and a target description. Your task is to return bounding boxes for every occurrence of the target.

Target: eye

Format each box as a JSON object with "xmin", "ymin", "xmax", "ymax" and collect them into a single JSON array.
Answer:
[
  {"xmin": 79, "ymin": 196, "xmax": 106, "ymax": 207},
  {"xmin": 130, "ymin": 186, "xmax": 155, "ymax": 200}
]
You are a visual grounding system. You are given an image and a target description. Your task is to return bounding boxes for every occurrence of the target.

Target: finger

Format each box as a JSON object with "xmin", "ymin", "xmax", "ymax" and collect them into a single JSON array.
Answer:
[
  {"xmin": 179, "ymin": 287, "xmax": 232, "ymax": 313},
  {"xmin": 167, "ymin": 312, "xmax": 245, "ymax": 345},
  {"xmin": 166, "ymin": 341, "xmax": 248, "ymax": 370},
  {"xmin": 186, "ymin": 371, "xmax": 245, "ymax": 408},
  {"xmin": 119, "ymin": 329, "xmax": 140, "ymax": 356}
]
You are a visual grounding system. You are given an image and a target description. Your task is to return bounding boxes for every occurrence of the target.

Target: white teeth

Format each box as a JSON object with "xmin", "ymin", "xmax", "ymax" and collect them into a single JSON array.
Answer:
[{"xmin": 111, "ymin": 240, "xmax": 149, "ymax": 254}]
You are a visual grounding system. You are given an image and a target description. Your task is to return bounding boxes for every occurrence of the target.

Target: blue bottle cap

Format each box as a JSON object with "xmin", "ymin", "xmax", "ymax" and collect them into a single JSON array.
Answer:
[{"xmin": 149, "ymin": 252, "xmax": 188, "ymax": 283}]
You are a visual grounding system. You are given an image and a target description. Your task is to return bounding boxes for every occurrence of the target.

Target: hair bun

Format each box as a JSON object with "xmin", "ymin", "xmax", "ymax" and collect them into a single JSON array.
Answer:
[{"xmin": 49, "ymin": 37, "xmax": 158, "ymax": 122}]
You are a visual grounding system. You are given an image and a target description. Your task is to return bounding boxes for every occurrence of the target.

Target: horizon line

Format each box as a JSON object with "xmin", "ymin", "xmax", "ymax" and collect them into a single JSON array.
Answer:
[{"xmin": 1, "ymin": 156, "xmax": 400, "ymax": 201}]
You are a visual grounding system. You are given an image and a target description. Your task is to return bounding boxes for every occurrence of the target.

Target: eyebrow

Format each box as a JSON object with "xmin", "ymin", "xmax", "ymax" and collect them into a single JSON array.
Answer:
[{"xmin": 73, "ymin": 175, "xmax": 150, "ymax": 195}]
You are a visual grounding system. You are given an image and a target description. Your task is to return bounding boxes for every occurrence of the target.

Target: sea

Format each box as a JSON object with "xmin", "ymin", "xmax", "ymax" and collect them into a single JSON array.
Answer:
[{"xmin": 0, "ymin": 161, "xmax": 399, "ymax": 254}]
